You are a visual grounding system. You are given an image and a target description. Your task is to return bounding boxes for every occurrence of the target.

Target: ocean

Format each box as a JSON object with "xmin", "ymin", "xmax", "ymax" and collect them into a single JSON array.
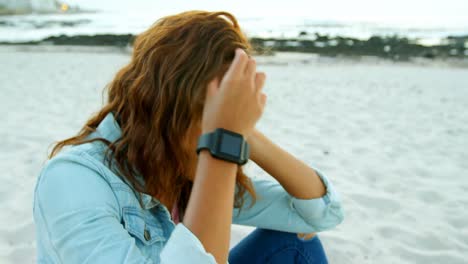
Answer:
[{"xmin": 1, "ymin": 0, "xmax": 468, "ymax": 46}]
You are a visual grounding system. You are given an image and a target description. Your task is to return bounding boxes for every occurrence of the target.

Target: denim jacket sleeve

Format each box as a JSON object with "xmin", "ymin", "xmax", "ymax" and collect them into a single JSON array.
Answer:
[
  {"xmin": 232, "ymin": 166, "xmax": 344, "ymax": 233},
  {"xmin": 33, "ymin": 159, "xmax": 219, "ymax": 264}
]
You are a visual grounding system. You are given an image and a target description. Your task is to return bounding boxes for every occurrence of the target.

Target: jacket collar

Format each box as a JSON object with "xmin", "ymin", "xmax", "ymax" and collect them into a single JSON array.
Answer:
[
  {"xmin": 94, "ymin": 112, "xmax": 161, "ymax": 210},
  {"xmin": 95, "ymin": 112, "xmax": 122, "ymax": 143}
]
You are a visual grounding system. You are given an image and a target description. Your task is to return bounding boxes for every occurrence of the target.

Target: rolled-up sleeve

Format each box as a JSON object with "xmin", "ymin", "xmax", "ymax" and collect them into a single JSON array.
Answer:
[
  {"xmin": 232, "ymin": 166, "xmax": 344, "ymax": 233},
  {"xmin": 160, "ymin": 223, "xmax": 217, "ymax": 263}
]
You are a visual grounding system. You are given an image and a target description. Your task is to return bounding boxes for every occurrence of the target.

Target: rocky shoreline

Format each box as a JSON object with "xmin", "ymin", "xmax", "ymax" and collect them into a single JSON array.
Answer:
[
  {"xmin": 251, "ymin": 34, "xmax": 468, "ymax": 60},
  {"xmin": 1, "ymin": 33, "xmax": 467, "ymax": 61}
]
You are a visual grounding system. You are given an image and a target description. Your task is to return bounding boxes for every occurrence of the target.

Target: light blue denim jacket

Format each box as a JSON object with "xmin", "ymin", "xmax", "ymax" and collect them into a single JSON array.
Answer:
[{"xmin": 33, "ymin": 112, "xmax": 344, "ymax": 263}]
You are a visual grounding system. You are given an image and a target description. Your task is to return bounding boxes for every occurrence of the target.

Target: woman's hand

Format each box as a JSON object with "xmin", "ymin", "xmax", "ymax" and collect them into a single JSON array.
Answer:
[{"xmin": 202, "ymin": 48, "xmax": 267, "ymax": 139}]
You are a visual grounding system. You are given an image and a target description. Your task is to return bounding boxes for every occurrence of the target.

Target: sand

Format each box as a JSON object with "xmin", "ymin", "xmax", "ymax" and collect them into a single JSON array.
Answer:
[{"xmin": 0, "ymin": 46, "xmax": 467, "ymax": 263}]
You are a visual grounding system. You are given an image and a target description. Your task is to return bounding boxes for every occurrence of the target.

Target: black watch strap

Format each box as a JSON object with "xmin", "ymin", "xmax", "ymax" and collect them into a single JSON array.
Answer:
[
  {"xmin": 196, "ymin": 128, "xmax": 249, "ymax": 165},
  {"xmin": 196, "ymin": 132, "xmax": 216, "ymax": 154}
]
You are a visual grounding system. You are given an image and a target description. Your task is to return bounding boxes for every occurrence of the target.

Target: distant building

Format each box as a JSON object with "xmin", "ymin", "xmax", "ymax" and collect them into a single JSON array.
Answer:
[
  {"xmin": 0, "ymin": 0, "xmax": 31, "ymax": 13},
  {"xmin": 32, "ymin": 0, "xmax": 58, "ymax": 12},
  {"xmin": 0, "ymin": 0, "xmax": 61, "ymax": 14}
]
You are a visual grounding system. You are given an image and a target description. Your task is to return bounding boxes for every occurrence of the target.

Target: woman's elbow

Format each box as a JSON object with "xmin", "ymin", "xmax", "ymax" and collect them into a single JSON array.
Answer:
[
  {"xmin": 330, "ymin": 202, "xmax": 345, "ymax": 226},
  {"xmin": 306, "ymin": 200, "xmax": 345, "ymax": 232},
  {"xmin": 317, "ymin": 201, "xmax": 345, "ymax": 231}
]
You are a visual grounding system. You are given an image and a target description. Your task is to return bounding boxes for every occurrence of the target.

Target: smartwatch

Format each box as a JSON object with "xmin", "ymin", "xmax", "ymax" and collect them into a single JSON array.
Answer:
[{"xmin": 196, "ymin": 128, "xmax": 249, "ymax": 165}]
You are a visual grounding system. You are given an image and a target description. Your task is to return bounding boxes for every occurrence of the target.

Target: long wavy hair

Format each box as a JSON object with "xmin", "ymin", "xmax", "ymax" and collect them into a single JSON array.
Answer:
[{"xmin": 49, "ymin": 10, "xmax": 257, "ymax": 219}]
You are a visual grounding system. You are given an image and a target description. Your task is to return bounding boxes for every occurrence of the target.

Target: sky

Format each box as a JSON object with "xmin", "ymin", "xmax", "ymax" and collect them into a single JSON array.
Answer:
[{"xmin": 65, "ymin": 0, "xmax": 468, "ymax": 27}]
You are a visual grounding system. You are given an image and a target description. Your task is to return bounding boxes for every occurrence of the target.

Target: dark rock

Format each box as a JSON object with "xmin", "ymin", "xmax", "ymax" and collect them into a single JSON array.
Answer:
[
  {"xmin": 1, "ymin": 33, "xmax": 467, "ymax": 61},
  {"xmin": 41, "ymin": 34, "xmax": 135, "ymax": 47},
  {"xmin": 314, "ymin": 33, "xmax": 330, "ymax": 42},
  {"xmin": 422, "ymin": 51, "xmax": 436, "ymax": 59}
]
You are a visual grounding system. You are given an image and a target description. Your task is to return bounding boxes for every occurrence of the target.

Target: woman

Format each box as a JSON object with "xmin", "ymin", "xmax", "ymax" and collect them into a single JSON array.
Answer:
[{"xmin": 33, "ymin": 10, "xmax": 344, "ymax": 264}]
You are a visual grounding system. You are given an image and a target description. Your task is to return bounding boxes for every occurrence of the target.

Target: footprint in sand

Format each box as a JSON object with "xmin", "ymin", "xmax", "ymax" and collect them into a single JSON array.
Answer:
[
  {"xmin": 416, "ymin": 189, "xmax": 444, "ymax": 204},
  {"xmin": 350, "ymin": 193, "xmax": 401, "ymax": 213}
]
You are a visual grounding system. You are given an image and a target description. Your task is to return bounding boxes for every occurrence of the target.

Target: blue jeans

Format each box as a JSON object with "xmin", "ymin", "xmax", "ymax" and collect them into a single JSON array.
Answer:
[{"xmin": 229, "ymin": 228, "xmax": 328, "ymax": 264}]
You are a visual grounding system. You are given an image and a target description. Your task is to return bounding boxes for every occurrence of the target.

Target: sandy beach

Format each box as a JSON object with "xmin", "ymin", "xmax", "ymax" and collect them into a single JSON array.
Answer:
[{"xmin": 0, "ymin": 46, "xmax": 467, "ymax": 263}]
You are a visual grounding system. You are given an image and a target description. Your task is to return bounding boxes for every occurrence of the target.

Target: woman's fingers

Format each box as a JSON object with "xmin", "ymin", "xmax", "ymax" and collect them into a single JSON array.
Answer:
[
  {"xmin": 245, "ymin": 58, "xmax": 256, "ymax": 83},
  {"xmin": 255, "ymin": 72, "xmax": 266, "ymax": 93},
  {"xmin": 259, "ymin": 93, "xmax": 267, "ymax": 109},
  {"xmin": 256, "ymin": 72, "xmax": 267, "ymax": 110},
  {"xmin": 201, "ymin": 49, "xmax": 266, "ymax": 137},
  {"xmin": 224, "ymin": 48, "xmax": 249, "ymax": 80},
  {"xmin": 206, "ymin": 77, "xmax": 220, "ymax": 98}
]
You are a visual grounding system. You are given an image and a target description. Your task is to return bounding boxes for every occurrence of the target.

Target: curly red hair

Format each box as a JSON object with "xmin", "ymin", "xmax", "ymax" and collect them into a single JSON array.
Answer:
[{"xmin": 49, "ymin": 10, "xmax": 257, "ymax": 219}]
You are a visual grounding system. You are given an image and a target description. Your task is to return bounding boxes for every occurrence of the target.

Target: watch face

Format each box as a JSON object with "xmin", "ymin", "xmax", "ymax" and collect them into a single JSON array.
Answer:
[{"xmin": 219, "ymin": 133, "xmax": 242, "ymax": 157}]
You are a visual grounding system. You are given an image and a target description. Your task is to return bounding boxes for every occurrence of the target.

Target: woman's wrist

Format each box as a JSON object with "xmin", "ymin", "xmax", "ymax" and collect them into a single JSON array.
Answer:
[
  {"xmin": 197, "ymin": 150, "xmax": 238, "ymax": 177},
  {"xmin": 248, "ymin": 129, "xmax": 268, "ymax": 163}
]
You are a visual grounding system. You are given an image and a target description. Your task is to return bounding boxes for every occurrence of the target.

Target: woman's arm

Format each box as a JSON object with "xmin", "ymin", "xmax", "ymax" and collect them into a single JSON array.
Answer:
[
  {"xmin": 182, "ymin": 152, "xmax": 237, "ymax": 263},
  {"xmin": 249, "ymin": 129, "xmax": 327, "ymax": 199},
  {"xmin": 232, "ymin": 174, "xmax": 343, "ymax": 233},
  {"xmin": 182, "ymin": 48, "xmax": 267, "ymax": 264},
  {"xmin": 231, "ymin": 129, "xmax": 343, "ymax": 234}
]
